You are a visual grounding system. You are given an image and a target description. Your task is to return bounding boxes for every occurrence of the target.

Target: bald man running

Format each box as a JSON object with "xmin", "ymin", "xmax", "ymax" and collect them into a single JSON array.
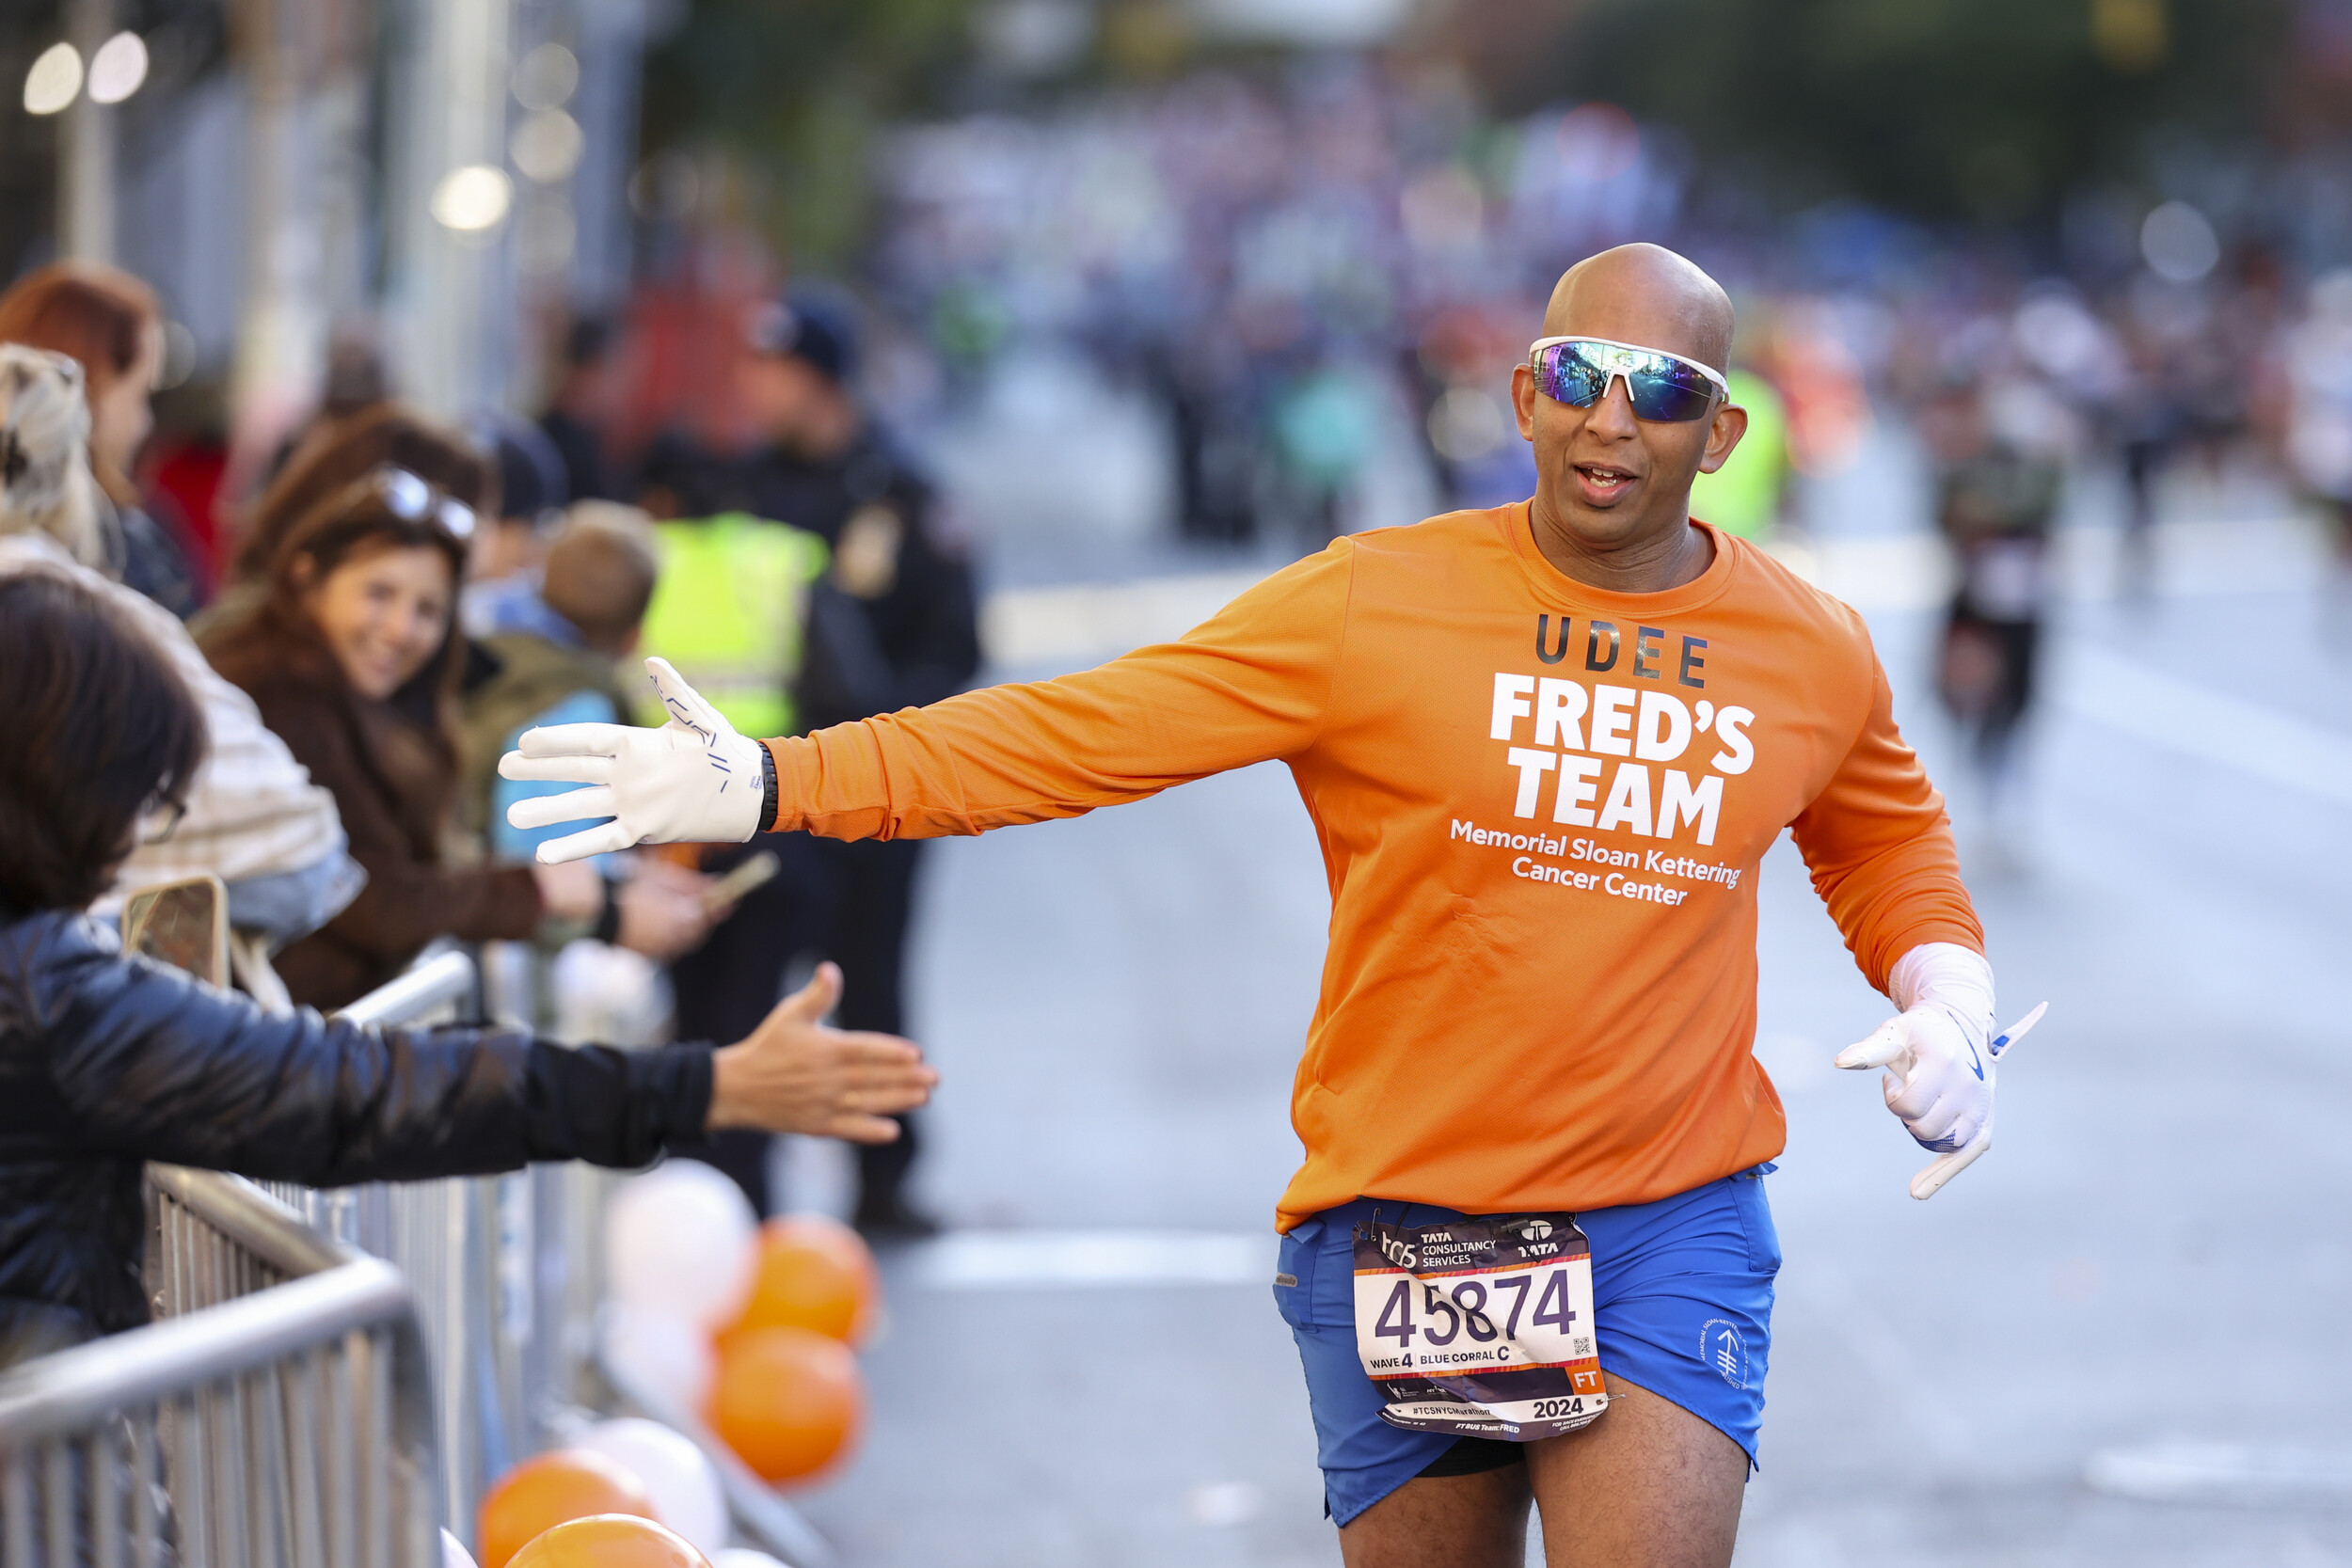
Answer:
[{"xmin": 504, "ymin": 244, "xmax": 2025, "ymax": 1567}]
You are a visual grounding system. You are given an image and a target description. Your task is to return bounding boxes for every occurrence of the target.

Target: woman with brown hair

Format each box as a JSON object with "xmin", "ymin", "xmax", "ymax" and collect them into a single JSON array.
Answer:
[
  {"xmin": 232, "ymin": 402, "xmax": 499, "ymax": 583},
  {"xmin": 199, "ymin": 466, "xmax": 607, "ymax": 1007},
  {"xmin": 0, "ymin": 262, "xmax": 201, "ymax": 616}
]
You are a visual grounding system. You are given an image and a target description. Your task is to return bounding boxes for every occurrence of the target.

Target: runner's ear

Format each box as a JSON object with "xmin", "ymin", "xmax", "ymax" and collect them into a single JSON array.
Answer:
[{"xmin": 1697, "ymin": 402, "xmax": 1748, "ymax": 476}]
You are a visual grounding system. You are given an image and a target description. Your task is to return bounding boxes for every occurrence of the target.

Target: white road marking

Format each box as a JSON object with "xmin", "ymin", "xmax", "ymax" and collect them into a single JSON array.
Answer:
[
  {"xmin": 902, "ymin": 1228, "xmax": 1278, "ymax": 1290},
  {"xmin": 980, "ymin": 570, "xmax": 1269, "ymax": 668},
  {"xmin": 2084, "ymin": 1441, "xmax": 2352, "ymax": 1506},
  {"xmin": 2058, "ymin": 642, "xmax": 2352, "ymax": 808}
]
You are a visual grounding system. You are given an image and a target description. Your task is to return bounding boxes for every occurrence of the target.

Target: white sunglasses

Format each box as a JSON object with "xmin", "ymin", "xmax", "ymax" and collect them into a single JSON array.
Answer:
[{"xmin": 1526, "ymin": 336, "xmax": 1728, "ymax": 422}]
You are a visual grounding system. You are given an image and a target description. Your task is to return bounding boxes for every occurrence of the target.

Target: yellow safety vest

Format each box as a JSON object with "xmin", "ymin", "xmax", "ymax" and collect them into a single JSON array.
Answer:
[
  {"xmin": 636, "ymin": 513, "xmax": 828, "ymax": 738},
  {"xmin": 1687, "ymin": 371, "xmax": 1789, "ymax": 541}
]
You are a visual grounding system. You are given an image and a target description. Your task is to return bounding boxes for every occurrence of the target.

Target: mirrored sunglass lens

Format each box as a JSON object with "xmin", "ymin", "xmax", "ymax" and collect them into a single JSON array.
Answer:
[
  {"xmin": 1539, "ymin": 344, "xmax": 1610, "ymax": 405},
  {"xmin": 439, "ymin": 499, "xmax": 476, "ymax": 540},
  {"xmin": 1627, "ymin": 372, "xmax": 1716, "ymax": 421}
]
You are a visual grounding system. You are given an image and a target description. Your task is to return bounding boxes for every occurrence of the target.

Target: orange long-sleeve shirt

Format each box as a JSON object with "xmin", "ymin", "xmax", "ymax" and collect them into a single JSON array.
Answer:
[{"xmin": 763, "ymin": 506, "xmax": 1981, "ymax": 1229}]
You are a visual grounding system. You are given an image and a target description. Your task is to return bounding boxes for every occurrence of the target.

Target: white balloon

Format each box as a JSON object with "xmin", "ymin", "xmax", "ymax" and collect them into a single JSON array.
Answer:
[
  {"xmin": 575, "ymin": 1418, "xmax": 728, "ymax": 1559},
  {"xmin": 604, "ymin": 1161, "xmax": 758, "ymax": 1330},
  {"xmin": 711, "ymin": 1554, "xmax": 787, "ymax": 1568},
  {"xmin": 600, "ymin": 1301, "xmax": 717, "ymax": 1415},
  {"xmin": 440, "ymin": 1528, "xmax": 480, "ymax": 1568},
  {"xmin": 552, "ymin": 938, "xmax": 669, "ymax": 1047}
]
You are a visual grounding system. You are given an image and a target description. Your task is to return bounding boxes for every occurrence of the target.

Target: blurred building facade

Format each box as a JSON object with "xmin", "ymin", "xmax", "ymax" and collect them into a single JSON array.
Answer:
[{"xmin": 0, "ymin": 0, "xmax": 655, "ymax": 437}]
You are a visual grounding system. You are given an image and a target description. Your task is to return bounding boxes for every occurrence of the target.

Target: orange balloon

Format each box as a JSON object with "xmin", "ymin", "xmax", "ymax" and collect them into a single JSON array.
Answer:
[
  {"xmin": 477, "ymin": 1451, "xmax": 656, "ymax": 1568},
  {"xmin": 722, "ymin": 1216, "xmax": 880, "ymax": 1347},
  {"xmin": 504, "ymin": 1514, "xmax": 710, "ymax": 1568},
  {"xmin": 707, "ymin": 1325, "xmax": 864, "ymax": 1483}
]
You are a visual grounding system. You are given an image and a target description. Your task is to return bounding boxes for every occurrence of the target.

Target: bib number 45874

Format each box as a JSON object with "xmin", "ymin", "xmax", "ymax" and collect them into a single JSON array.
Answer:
[
  {"xmin": 1351, "ymin": 1212, "xmax": 1608, "ymax": 1441},
  {"xmin": 1370, "ymin": 1265, "xmax": 1584, "ymax": 1352}
]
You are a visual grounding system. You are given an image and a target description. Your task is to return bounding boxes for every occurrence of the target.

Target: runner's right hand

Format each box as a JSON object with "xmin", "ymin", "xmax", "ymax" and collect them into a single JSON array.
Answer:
[{"xmin": 501, "ymin": 658, "xmax": 770, "ymax": 863}]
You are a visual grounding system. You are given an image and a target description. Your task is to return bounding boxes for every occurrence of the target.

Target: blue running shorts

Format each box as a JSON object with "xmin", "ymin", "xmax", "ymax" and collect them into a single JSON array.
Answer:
[{"xmin": 1273, "ymin": 1165, "xmax": 1779, "ymax": 1527}]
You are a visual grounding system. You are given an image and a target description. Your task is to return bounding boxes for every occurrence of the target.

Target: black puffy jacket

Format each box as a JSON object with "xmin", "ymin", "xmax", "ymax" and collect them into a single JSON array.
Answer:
[{"xmin": 0, "ymin": 910, "xmax": 711, "ymax": 1364}]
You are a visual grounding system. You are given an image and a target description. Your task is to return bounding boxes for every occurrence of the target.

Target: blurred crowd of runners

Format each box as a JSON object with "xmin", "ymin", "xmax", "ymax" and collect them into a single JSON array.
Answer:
[{"xmin": 862, "ymin": 60, "xmax": 2352, "ymax": 573}]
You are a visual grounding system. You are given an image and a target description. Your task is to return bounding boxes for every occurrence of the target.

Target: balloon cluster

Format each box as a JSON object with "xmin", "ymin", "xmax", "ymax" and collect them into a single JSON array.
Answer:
[
  {"xmin": 598, "ymin": 1163, "xmax": 880, "ymax": 1485},
  {"xmin": 458, "ymin": 1164, "xmax": 885, "ymax": 1565}
]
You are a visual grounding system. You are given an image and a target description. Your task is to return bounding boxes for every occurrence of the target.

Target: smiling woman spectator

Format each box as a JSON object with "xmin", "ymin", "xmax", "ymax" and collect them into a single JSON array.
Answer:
[{"xmin": 199, "ymin": 467, "xmax": 606, "ymax": 1008}]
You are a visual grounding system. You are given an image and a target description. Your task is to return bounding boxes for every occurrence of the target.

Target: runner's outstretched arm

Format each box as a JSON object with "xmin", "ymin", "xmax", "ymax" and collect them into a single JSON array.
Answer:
[{"xmin": 501, "ymin": 545, "xmax": 1353, "ymax": 860}]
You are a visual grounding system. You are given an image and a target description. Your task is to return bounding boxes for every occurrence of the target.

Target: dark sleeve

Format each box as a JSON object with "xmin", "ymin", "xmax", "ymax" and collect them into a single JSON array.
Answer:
[
  {"xmin": 35, "ymin": 935, "xmax": 708, "ymax": 1183},
  {"xmin": 884, "ymin": 515, "xmax": 988, "ymax": 705},
  {"xmin": 256, "ymin": 683, "xmax": 544, "ymax": 955},
  {"xmin": 794, "ymin": 501, "xmax": 981, "ymax": 728},
  {"xmin": 329, "ymin": 854, "xmax": 542, "ymax": 954},
  {"xmin": 885, "ymin": 500, "xmax": 983, "ymax": 708}
]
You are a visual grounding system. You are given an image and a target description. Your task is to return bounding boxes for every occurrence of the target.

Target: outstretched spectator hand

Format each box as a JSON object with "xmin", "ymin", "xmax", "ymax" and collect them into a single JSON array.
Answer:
[
  {"xmin": 612, "ymin": 858, "xmax": 723, "ymax": 963},
  {"xmin": 0, "ymin": 570, "xmax": 944, "ymax": 1364},
  {"xmin": 707, "ymin": 962, "xmax": 934, "ymax": 1143}
]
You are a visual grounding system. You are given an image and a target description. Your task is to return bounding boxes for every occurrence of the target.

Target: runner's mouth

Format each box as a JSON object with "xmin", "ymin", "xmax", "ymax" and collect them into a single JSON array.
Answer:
[{"xmin": 1572, "ymin": 464, "xmax": 1639, "ymax": 504}]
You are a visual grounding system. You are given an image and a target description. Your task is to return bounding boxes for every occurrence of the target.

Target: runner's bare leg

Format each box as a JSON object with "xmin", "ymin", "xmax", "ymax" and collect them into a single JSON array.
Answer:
[
  {"xmin": 1526, "ymin": 1376, "xmax": 1748, "ymax": 1568},
  {"xmin": 1338, "ymin": 1463, "xmax": 1533, "ymax": 1568}
]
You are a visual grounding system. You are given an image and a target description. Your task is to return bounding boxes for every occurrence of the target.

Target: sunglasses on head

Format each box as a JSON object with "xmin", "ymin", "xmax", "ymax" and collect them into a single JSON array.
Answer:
[
  {"xmin": 1527, "ymin": 336, "xmax": 1727, "ymax": 423},
  {"xmin": 365, "ymin": 465, "xmax": 476, "ymax": 542}
]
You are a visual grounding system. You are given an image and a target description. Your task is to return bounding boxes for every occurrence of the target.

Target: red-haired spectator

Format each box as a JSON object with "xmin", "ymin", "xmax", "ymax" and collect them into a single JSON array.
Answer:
[{"xmin": 0, "ymin": 262, "xmax": 202, "ymax": 617}]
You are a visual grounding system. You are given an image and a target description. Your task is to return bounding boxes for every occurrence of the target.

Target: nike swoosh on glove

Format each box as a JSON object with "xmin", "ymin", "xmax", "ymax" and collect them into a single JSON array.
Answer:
[
  {"xmin": 499, "ymin": 657, "xmax": 770, "ymax": 863},
  {"xmin": 1836, "ymin": 942, "xmax": 2043, "ymax": 1200}
]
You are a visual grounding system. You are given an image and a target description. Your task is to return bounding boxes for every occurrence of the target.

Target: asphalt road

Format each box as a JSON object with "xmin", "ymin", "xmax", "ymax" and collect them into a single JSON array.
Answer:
[{"xmin": 785, "ymin": 412, "xmax": 2352, "ymax": 1565}]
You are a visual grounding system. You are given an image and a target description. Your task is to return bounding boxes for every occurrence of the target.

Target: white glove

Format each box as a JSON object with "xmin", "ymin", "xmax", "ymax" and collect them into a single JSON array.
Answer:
[
  {"xmin": 1836, "ymin": 943, "xmax": 2044, "ymax": 1201},
  {"xmin": 500, "ymin": 657, "xmax": 770, "ymax": 864}
]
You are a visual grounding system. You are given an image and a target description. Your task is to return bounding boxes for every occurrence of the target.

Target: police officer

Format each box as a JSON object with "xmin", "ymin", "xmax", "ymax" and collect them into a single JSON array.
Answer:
[{"xmin": 731, "ymin": 293, "xmax": 979, "ymax": 1235}]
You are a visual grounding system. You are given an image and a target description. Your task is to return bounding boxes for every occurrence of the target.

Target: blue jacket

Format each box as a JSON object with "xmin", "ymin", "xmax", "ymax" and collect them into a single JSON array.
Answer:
[{"xmin": 0, "ymin": 909, "xmax": 710, "ymax": 1363}]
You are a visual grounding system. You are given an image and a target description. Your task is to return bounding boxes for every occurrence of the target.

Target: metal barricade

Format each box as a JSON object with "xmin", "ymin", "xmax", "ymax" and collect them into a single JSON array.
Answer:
[
  {"xmin": 260, "ymin": 949, "xmax": 519, "ymax": 1539},
  {"xmin": 0, "ymin": 1167, "xmax": 440, "ymax": 1568},
  {"xmin": 0, "ymin": 939, "xmax": 835, "ymax": 1564},
  {"xmin": 261, "ymin": 946, "xmax": 612, "ymax": 1543},
  {"xmin": 232, "ymin": 942, "xmax": 821, "ymax": 1564}
]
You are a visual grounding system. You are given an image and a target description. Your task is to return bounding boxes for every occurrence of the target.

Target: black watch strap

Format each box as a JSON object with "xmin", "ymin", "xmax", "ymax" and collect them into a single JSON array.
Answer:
[{"xmin": 758, "ymin": 741, "xmax": 780, "ymax": 833}]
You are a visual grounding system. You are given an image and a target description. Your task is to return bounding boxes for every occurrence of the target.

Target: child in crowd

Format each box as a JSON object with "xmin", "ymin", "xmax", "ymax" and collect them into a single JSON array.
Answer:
[{"xmin": 460, "ymin": 500, "xmax": 720, "ymax": 958}]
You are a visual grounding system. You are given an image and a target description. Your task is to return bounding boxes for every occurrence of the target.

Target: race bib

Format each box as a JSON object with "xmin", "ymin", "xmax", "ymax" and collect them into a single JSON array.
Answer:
[{"xmin": 1351, "ymin": 1210, "xmax": 1608, "ymax": 1440}]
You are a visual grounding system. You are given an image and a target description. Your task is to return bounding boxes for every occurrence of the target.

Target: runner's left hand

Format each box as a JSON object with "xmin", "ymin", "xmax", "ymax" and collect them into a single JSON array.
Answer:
[{"xmin": 1836, "ymin": 944, "xmax": 2040, "ymax": 1201}]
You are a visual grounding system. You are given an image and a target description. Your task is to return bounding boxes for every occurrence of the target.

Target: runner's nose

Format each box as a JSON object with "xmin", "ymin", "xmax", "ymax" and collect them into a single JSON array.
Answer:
[{"xmin": 1587, "ymin": 375, "xmax": 1642, "ymax": 437}]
